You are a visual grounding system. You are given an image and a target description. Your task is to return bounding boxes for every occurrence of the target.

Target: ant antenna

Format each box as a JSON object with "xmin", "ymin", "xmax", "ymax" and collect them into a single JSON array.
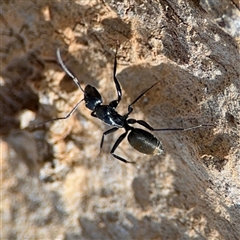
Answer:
[
  {"xmin": 35, "ymin": 49, "xmax": 86, "ymax": 127},
  {"xmin": 56, "ymin": 48, "xmax": 85, "ymax": 92},
  {"xmin": 35, "ymin": 99, "xmax": 84, "ymax": 127}
]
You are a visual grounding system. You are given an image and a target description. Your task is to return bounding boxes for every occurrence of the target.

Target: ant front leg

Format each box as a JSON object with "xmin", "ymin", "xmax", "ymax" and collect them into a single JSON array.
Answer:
[
  {"xmin": 109, "ymin": 46, "xmax": 122, "ymax": 109},
  {"xmin": 110, "ymin": 131, "xmax": 135, "ymax": 164},
  {"xmin": 124, "ymin": 81, "xmax": 160, "ymax": 118}
]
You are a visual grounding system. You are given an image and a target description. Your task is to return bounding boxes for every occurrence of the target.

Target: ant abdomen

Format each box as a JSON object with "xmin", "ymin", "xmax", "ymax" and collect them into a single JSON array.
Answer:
[{"xmin": 128, "ymin": 128, "xmax": 164, "ymax": 155}]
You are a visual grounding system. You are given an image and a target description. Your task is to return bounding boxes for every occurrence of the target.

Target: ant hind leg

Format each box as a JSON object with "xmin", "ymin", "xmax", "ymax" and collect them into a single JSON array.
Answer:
[
  {"xmin": 127, "ymin": 119, "xmax": 215, "ymax": 132},
  {"xmin": 110, "ymin": 131, "xmax": 135, "ymax": 164}
]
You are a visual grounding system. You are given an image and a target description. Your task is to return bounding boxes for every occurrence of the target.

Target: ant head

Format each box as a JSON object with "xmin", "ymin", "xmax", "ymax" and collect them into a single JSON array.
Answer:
[{"xmin": 84, "ymin": 85, "xmax": 102, "ymax": 110}]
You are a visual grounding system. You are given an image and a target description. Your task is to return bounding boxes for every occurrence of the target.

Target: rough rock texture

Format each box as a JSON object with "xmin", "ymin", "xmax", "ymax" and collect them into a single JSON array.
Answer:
[{"xmin": 1, "ymin": 0, "xmax": 240, "ymax": 239}]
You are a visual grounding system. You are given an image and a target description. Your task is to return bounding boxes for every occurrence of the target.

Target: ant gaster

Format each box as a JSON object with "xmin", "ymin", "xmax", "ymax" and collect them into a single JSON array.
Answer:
[{"xmin": 38, "ymin": 47, "xmax": 213, "ymax": 163}]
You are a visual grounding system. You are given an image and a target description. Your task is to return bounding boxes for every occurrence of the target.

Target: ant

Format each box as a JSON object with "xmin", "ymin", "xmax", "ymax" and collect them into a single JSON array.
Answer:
[{"xmin": 37, "ymin": 47, "xmax": 214, "ymax": 163}]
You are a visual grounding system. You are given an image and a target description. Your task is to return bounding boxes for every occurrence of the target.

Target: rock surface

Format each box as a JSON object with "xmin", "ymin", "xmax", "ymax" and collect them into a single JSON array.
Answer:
[{"xmin": 1, "ymin": 1, "xmax": 240, "ymax": 239}]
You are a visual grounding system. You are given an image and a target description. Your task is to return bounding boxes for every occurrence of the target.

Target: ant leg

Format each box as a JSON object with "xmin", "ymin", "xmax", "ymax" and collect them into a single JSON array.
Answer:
[
  {"xmin": 127, "ymin": 119, "xmax": 155, "ymax": 130},
  {"xmin": 128, "ymin": 119, "xmax": 215, "ymax": 131},
  {"xmin": 109, "ymin": 45, "xmax": 122, "ymax": 108},
  {"xmin": 100, "ymin": 127, "xmax": 119, "ymax": 149},
  {"xmin": 36, "ymin": 99, "xmax": 84, "ymax": 127},
  {"xmin": 110, "ymin": 131, "xmax": 136, "ymax": 164},
  {"xmin": 125, "ymin": 81, "xmax": 160, "ymax": 117},
  {"xmin": 56, "ymin": 48, "xmax": 85, "ymax": 92},
  {"xmin": 91, "ymin": 111, "xmax": 97, "ymax": 118}
]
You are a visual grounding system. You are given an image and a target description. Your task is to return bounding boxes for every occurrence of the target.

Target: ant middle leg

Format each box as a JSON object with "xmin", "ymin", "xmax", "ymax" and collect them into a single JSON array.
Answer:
[{"xmin": 125, "ymin": 81, "xmax": 160, "ymax": 117}]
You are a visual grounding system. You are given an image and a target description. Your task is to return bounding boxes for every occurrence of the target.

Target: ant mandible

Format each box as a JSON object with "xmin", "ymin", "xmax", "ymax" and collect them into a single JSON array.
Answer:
[{"xmin": 38, "ymin": 47, "xmax": 213, "ymax": 163}]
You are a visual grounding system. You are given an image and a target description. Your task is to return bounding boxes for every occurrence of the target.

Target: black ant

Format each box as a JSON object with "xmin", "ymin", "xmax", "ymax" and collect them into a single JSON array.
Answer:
[{"xmin": 37, "ymin": 47, "xmax": 214, "ymax": 163}]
